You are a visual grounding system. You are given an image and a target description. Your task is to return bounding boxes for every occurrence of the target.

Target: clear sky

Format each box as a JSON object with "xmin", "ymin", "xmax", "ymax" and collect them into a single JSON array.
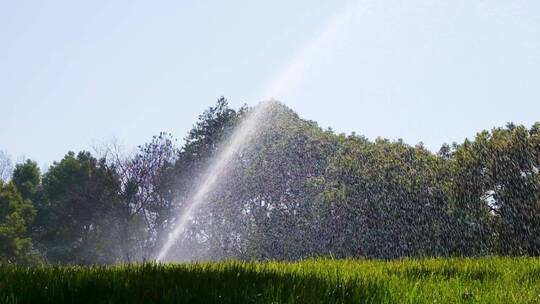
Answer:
[{"xmin": 1, "ymin": 0, "xmax": 539, "ymax": 167}]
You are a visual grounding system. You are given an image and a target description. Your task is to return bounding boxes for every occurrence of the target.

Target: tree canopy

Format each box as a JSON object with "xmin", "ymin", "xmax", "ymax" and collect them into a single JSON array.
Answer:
[{"xmin": 1, "ymin": 98, "xmax": 539, "ymax": 264}]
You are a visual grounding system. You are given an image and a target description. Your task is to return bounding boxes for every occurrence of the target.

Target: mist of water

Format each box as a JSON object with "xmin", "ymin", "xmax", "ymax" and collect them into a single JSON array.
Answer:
[{"xmin": 155, "ymin": 101, "xmax": 274, "ymax": 262}]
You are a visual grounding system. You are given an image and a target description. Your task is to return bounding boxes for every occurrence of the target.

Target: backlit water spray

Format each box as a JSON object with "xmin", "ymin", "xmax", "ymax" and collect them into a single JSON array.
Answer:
[
  {"xmin": 156, "ymin": 1, "xmax": 361, "ymax": 262},
  {"xmin": 156, "ymin": 101, "xmax": 274, "ymax": 262}
]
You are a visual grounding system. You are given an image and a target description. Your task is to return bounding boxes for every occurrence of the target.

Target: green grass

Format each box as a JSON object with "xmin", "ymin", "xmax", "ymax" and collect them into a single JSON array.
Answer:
[{"xmin": 1, "ymin": 258, "xmax": 540, "ymax": 303}]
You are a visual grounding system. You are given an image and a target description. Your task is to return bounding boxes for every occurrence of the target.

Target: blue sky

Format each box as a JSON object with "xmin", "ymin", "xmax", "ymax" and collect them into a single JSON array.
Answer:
[{"xmin": 1, "ymin": 0, "xmax": 539, "ymax": 167}]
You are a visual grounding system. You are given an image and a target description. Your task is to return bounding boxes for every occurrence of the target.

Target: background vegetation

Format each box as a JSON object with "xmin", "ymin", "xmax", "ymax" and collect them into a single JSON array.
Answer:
[{"xmin": 0, "ymin": 98, "xmax": 539, "ymax": 264}]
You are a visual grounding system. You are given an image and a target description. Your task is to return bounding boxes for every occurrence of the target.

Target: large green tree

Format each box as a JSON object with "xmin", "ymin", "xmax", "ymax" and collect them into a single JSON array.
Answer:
[
  {"xmin": 0, "ymin": 181, "xmax": 36, "ymax": 264},
  {"xmin": 37, "ymin": 151, "xmax": 121, "ymax": 264},
  {"xmin": 318, "ymin": 136, "xmax": 453, "ymax": 258},
  {"xmin": 158, "ymin": 100, "xmax": 337, "ymax": 260},
  {"xmin": 450, "ymin": 124, "xmax": 540, "ymax": 255},
  {"xmin": 219, "ymin": 102, "xmax": 336, "ymax": 260}
]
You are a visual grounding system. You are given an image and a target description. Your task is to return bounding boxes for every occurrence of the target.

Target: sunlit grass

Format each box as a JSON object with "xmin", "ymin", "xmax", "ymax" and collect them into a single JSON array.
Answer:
[{"xmin": 1, "ymin": 258, "xmax": 539, "ymax": 303}]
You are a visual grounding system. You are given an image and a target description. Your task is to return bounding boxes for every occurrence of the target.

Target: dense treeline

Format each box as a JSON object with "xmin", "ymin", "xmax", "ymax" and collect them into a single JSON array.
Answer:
[{"xmin": 1, "ymin": 98, "xmax": 539, "ymax": 264}]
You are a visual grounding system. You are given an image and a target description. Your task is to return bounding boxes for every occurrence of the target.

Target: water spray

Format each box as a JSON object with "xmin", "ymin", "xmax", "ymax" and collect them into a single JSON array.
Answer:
[{"xmin": 156, "ymin": 101, "xmax": 275, "ymax": 262}]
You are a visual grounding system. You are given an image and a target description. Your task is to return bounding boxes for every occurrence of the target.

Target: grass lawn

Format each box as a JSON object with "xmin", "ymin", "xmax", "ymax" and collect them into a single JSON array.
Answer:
[{"xmin": 1, "ymin": 258, "xmax": 539, "ymax": 303}]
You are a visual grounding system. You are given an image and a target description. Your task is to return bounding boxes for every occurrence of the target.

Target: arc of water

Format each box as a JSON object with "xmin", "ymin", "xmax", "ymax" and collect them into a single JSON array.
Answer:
[
  {"xmin": 156, "ymin": 1, "xmax": 363, "ymax": 262},
  {"xmin": 156, "ymin": 101, "xmax": 272, "ymax": 262}
]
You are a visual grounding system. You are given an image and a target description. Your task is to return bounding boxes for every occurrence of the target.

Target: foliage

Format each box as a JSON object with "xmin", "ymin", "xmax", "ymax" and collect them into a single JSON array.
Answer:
[
  {"xmin": 12, "ymin": 160, "xmax": 41, "ymax": 201},
  {"xmin": 0, "ymin": 181, "xmax": 36, "ymax": 264},
  {"xmin": 318, "ymin": 136, "xmax": 452, "ymax": 258},
  {"xmin": 35, "ymin": 151, "xmax": 121, "ymax": 264},
  {"xmin": 119, "ymin": 131, "xmax": 178, "ymax": 262},
  {"xmin": 449, "ymin": 124, "xmax": 540, "ymax": 255},
  {"xmin": 1, "ymin": 98, "xmax": 539, "ymax": 263}
]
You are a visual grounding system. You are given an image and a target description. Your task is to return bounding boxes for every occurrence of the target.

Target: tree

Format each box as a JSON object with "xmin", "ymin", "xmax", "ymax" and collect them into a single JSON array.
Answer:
[
  {"xmin": 444, "ymin": 137, "xmax": 496, "ymax": 256},
  {"xmin": 483, "ymin": 125, "xmax": 540, "ymax": 255},
  {"xmin": 219, "ymin": 102, "xmax": 336, "ymax": 260},
  {"xmin": 95, "ymin": 97, "xmax": 239, "ymax": 262},
  {"xmin": 12, "ymin": 160, "xmax": 41, "ymax": 201},
  {"xmin": 0, "ymin": 180, "xmax": 36, "ymax": 264},
  {"xmin": 158, "ymin": 100, "xmax": 338, "ymax": 260},
  {"xmin": 36, "ymin": 151, "xmax": 121, "ymax": 264},
  {"xmin": 445, "ymin": 123, "xmax": 540, "ymax": 256},
  {"xmin": 101, "ymin": 133, "xmax": 178, "ymax": 262},
  {"xmin": 156, "ymin": 97, "xmax": 244, "ymax": 260},
  {"xmin": 319, "ymin": 136, "xmax": 453, "ymax": 258}
]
